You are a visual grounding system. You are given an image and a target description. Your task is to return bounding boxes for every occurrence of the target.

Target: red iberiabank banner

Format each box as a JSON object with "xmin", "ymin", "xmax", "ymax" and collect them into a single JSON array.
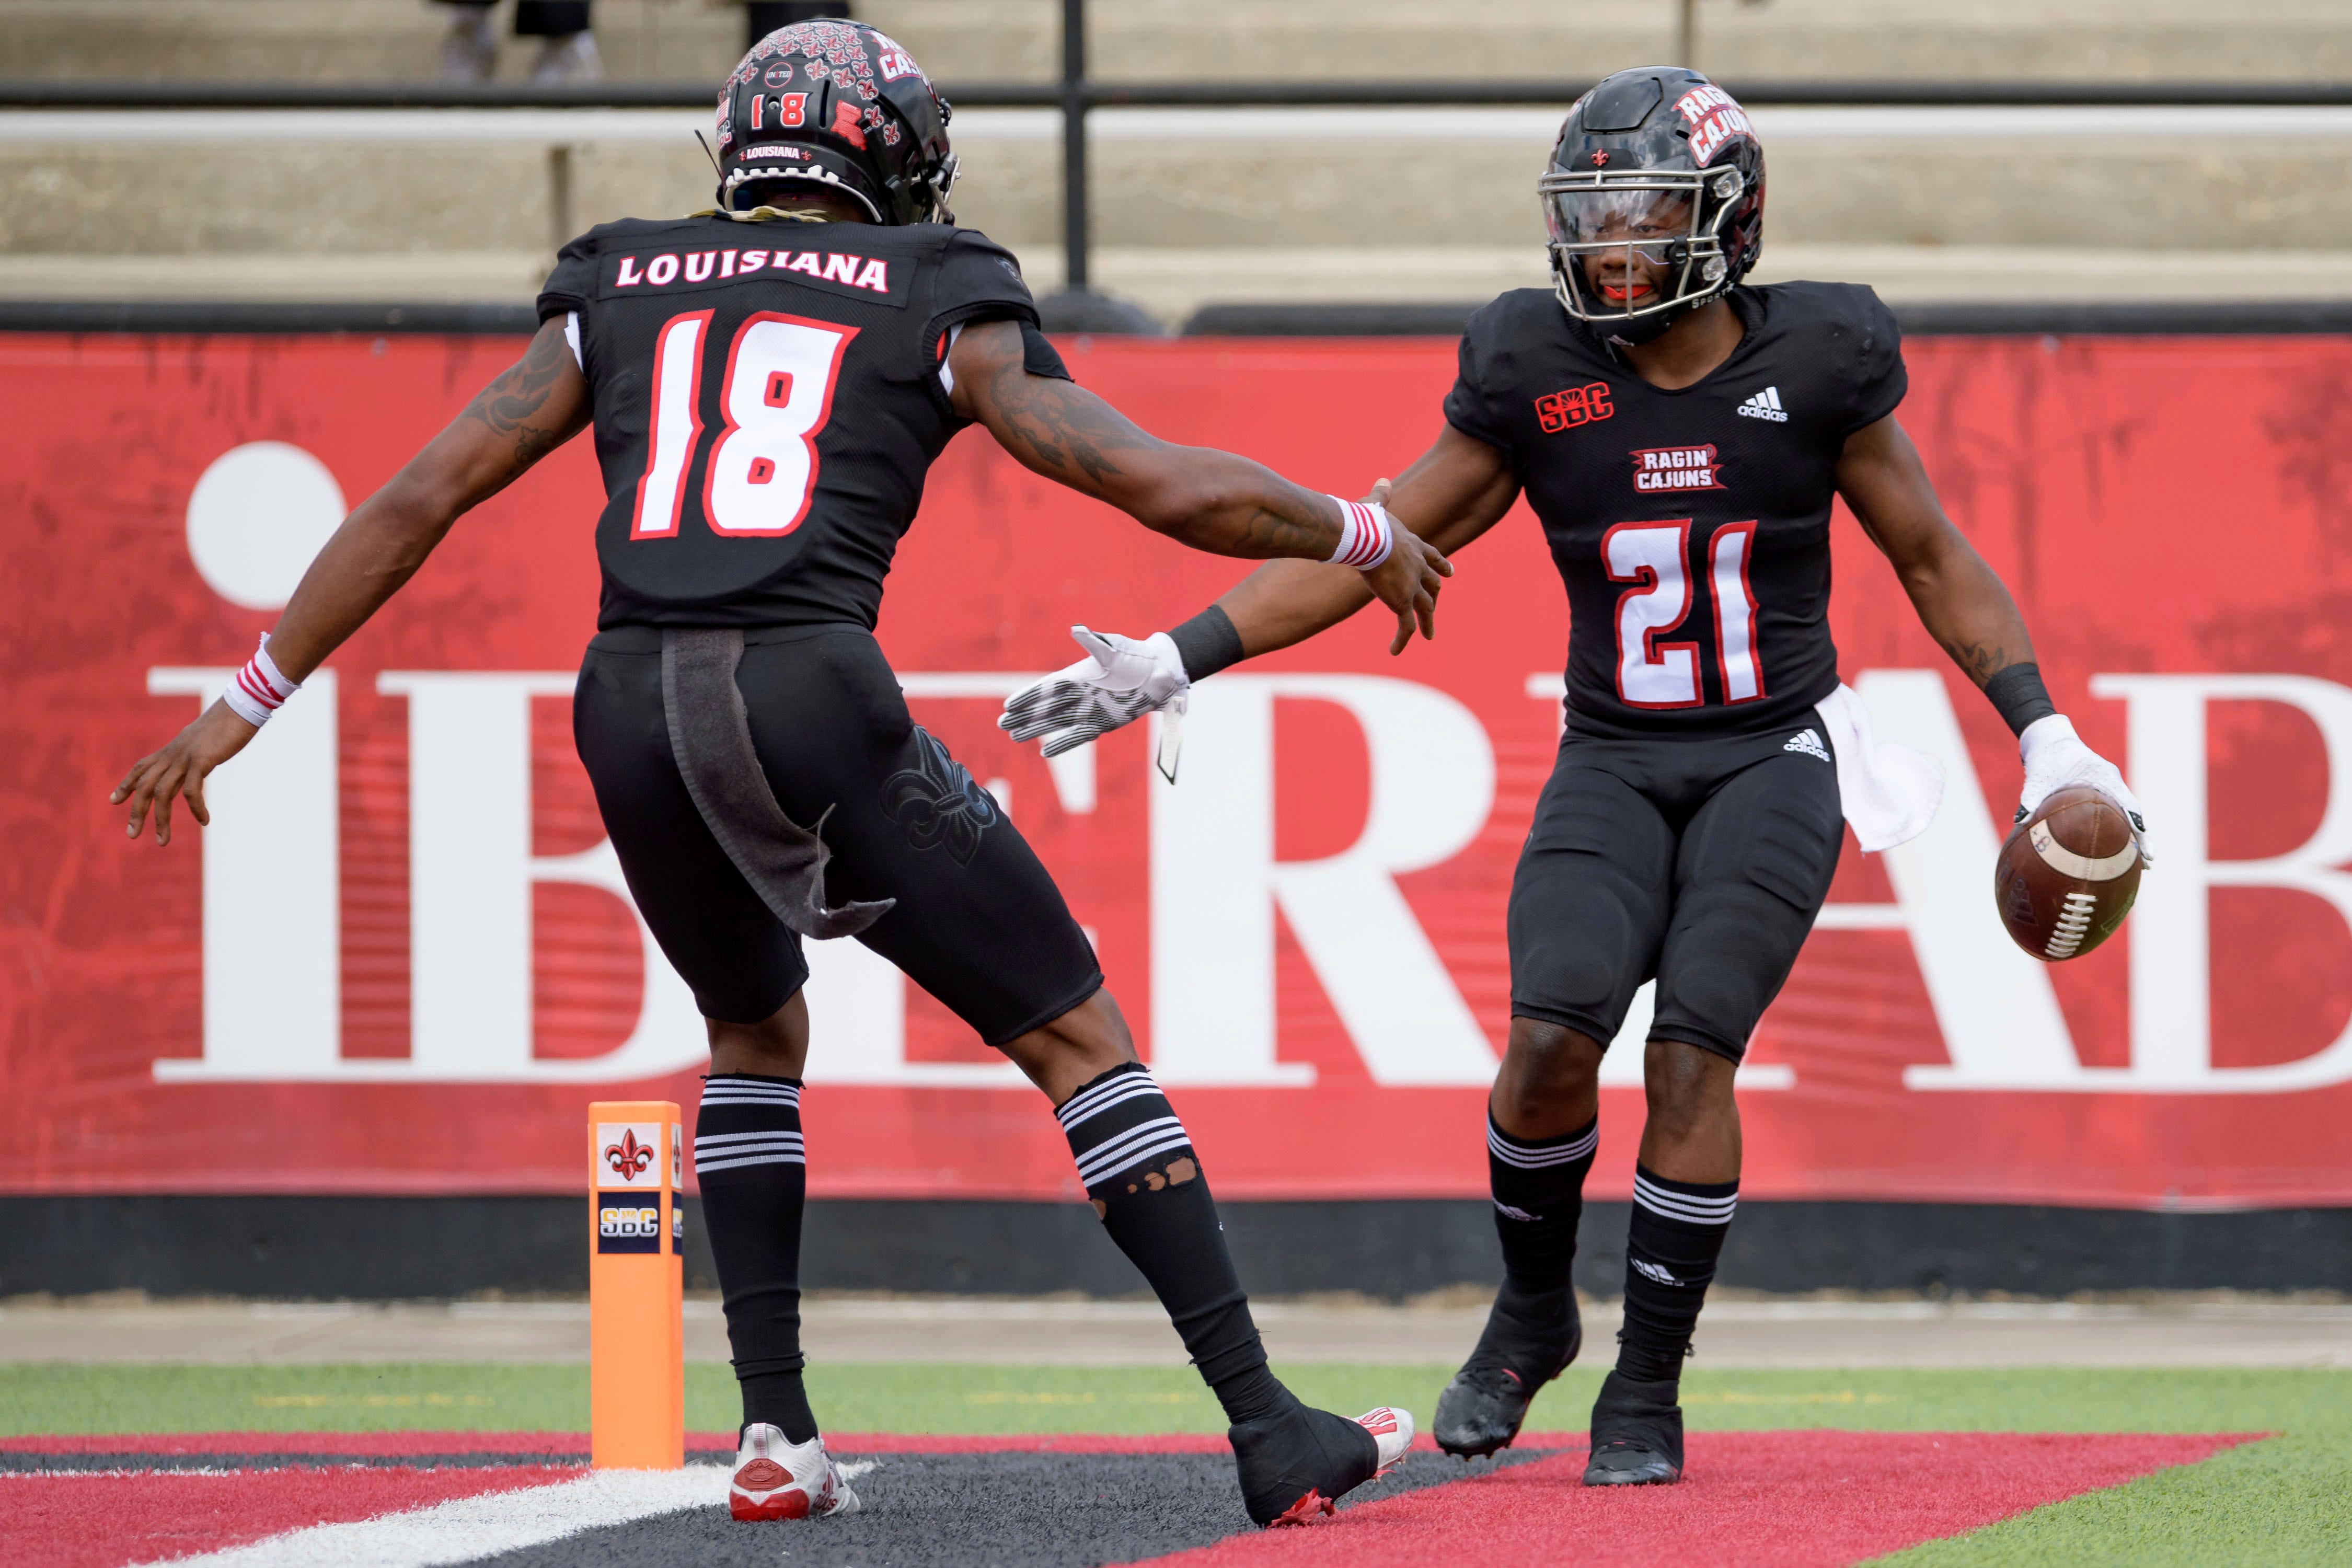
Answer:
[{"xmin": 5, "ymin": 330, "xmax": 2350, "ymax": 1209}]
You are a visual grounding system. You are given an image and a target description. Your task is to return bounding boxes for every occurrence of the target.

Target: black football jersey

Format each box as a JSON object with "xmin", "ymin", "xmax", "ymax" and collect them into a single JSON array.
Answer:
[
  {"xmin": 1445, "ymin": 282, "xmax": 1905, "ymax": 739},
  {"xmin": 537, "ymin": 214, "xmax": 1041, "ymax": 630}
]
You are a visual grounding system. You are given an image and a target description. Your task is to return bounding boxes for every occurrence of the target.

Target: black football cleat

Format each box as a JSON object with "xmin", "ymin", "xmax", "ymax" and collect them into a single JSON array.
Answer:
[
  {"xmin": 1230, "ymin": 1401, "xmax": 1412, "ymax": 1527},
  {"xmin": 1581, "ymin": 1369, "xmax": 1684, "ymax": 1485},
  {"xmin": 1434, "ymin": 1285, "xmax": 1581, "ymax": 1459}
]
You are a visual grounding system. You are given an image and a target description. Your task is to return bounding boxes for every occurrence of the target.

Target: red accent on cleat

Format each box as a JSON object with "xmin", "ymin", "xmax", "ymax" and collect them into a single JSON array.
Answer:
[
  {"xmin": 731, "ymin": 1488, "xmax": 813, "ymax": 1522},
  {"xmin": 735, "ymin": 1458, "xmax": 788, "ymax": 1491},
  {"xmin": 1266, "ymin": 1488, "xmax": 1335, "ymax": 1528}
]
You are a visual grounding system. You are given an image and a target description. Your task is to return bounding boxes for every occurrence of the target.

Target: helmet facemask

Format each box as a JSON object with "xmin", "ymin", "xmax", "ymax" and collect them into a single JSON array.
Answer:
[{"xmin": 1542, "ymin": 165, "xmax": 1748, "ymax": 341}]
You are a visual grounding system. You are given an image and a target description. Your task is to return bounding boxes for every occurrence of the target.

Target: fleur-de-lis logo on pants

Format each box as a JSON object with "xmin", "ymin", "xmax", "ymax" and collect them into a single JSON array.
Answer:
[
  {"xmin": 882, "ymin": 726, "xmax": 1000, "ymax": 867},
  {"xmin": 604, "ymin": 1129, "xmax": 655, "ymax": 1180}
]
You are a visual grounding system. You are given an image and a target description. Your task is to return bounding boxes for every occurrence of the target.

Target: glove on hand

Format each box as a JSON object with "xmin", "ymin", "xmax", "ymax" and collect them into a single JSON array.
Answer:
[
  {"xmin": 2017, "ymin": 713, "xmax": 2153, "ymax": 866},
  {"xmin": 999, "ymin": 626, "xmax": 1190, "ymax": 781}
]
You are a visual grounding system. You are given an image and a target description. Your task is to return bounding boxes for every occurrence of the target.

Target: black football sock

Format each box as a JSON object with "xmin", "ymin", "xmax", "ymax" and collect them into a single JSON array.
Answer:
[
  {"xmin": 1489, "ymin": 1112, "xmax": 1598, "ymax": 1292},
  {"xmin": 1474, "ymin": 1113, "xmax": 1599, "ymax": 1376},
  {"xmin": 694, "ymin": 1073, "xmax": 818, "ymax": 1444},
  {"xmin": 1615, "ymin": 1164, "xmax": 1739, "ymax": 1387},
  {"xmin": 1057, "ymin": 1063, "xmax": 1291, "ymax": 1427}
]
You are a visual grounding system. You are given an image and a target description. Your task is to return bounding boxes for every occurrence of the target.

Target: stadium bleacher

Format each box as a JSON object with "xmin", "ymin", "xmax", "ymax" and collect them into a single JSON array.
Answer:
[{"xmin": 2, "ymin": 4, "xmax": 2347, "ymax": 319}]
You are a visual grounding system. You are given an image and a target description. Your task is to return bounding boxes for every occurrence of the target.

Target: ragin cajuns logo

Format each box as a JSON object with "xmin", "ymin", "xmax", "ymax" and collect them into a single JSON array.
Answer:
[
  {"xmin": 1674, "ymin": 85, "xmax": 1755, "ymax": 167},
  {"xmin": 1631, "ymin": 445, "xmax": 1727, "ymax": 492},
  {"xmin": 1535, "ymin": 382, "xmax": 1615, "ymax": 433},
  {"xmin": 604, "ymin": 1129, "xmax": 656, "ymax": 1180}
]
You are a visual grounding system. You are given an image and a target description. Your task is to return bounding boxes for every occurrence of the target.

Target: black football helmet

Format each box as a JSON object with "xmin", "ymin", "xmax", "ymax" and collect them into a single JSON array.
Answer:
[
  {"xmin": 1539, "ymin": 66, "xmax": 1766, "ymax": 344},
  {"xmin": 713, "ymin": 20, "xmax": 957, "ymax": 225}
]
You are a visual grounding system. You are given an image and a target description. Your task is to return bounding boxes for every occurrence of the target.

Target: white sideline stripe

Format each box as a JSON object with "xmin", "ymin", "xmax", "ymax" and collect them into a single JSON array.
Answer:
[
  {"xmin": 5, "ymin": 106, "xmax": 2351, "ymax": 146},
  {"xmin": 131, "ymin": 1466, "xmax": 725, "ymax": 1568}
]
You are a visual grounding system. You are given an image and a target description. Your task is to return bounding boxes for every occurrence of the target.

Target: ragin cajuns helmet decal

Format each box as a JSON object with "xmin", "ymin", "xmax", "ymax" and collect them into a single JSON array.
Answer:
[
  {"xmin": 1538, "ymin": 66, "xmax": 1766, "ymax": 344},
  {"xmin": 713, "ymin": 21, "xmax": 958, "ymax": 226}
]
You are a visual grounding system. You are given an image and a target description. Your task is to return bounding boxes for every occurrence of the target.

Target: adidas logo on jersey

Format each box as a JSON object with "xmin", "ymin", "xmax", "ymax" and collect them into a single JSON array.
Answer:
[
  {"xmin": 1784, "ymin": 728, "xmax": 1830, "ymax": 762},
  {"xmin": 1736, "ymin": 386, "xmax": 1789, "ymax": 422}
]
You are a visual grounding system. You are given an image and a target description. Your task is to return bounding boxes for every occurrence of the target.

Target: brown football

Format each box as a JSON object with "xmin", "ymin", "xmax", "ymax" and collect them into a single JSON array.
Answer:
[{"xmin": 1993, "ymin": 785, "xmax": 2143, "ymax": 962}]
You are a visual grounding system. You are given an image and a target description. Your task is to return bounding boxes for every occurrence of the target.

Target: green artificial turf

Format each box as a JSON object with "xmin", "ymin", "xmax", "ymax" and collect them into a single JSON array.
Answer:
[{"xmin": 1, "ymin": 1363, "xmax": 2343, "ymax": 1564}]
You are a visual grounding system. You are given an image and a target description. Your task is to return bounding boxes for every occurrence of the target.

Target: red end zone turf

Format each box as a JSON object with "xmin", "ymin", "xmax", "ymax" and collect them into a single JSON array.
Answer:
[
  {"xmin": 0, "ymin": 1465, "xmax": 580, "ymax": 1568},
  {"xmin": 2, "ymin": 1429, "xmax": 2261, "ymax": 1568},
  {"xmin": 1135, "ymin": 1431, "xmax": 2262, "ymax": 1568},
  {"xmin": 0, "ymin": 1431, "xmax": 1242, "ymax": 1457}
]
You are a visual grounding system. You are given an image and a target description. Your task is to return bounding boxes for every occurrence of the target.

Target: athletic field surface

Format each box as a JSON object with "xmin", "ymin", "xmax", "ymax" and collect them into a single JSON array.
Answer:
[{"xmin": 3, "ymin": 1362, "xmax": 2344, "ymax": 1567}]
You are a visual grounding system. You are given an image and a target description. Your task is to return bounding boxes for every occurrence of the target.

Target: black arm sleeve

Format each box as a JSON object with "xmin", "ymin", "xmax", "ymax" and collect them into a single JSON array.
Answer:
[
  {"xmin": 1842, "ymin": 286, "xmax": 1908, "ymax": 436},
  {"xmin": 1020, "ymin": 321, "xmax": 1073, "ymax": 383},
  {"xmin": 1984, "ymin": 662, "xmax": 2058, "ymax": 737},
  {"xmin": 925, "ymin": 229, "xmax": 1042, "ymax": 360},
  {"xmin": 1441, "ymin": 305, "xmax": 1515, "ymax": 452},
  {"xmin": 536, "ymin": 233, "xmax": 599, "ymax": 324},
  {"xmin": 1166, "ymin": 605, "xmax": 1246, "ymax": 681}
]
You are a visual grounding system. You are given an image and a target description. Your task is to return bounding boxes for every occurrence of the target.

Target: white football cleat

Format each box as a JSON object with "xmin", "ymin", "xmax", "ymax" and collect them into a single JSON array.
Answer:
[
  {"xmin": 1359, "ymin": 1406, "xmax": 1415, "ymax": 1478},
  {"xmin": 730, "ymin": 1423, "xmax": 860, "ymax": 1522}
]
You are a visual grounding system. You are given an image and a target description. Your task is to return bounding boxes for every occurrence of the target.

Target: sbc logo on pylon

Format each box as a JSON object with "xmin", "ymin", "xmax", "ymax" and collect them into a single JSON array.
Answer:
[{"xmin": 597, "ymin": 1197, "xmax": 663, "ymax": 1254}]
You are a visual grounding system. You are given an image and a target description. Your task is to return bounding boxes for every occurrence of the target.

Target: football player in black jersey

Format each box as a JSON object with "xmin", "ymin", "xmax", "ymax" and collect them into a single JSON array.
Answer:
[
  {"xmin": 112, "ymin": 21, "xmax": 1438, "ymax": 1530},
  {"xmin": 1003, "ymin": 66, "xmax": 2150, "ymax": 1488}
]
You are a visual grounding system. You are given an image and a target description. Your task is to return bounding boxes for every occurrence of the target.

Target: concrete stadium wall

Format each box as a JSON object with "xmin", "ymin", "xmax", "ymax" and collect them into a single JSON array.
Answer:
[{"xmin": 5, "ymin": 1, "xmax": 2349, "ymax": 86}]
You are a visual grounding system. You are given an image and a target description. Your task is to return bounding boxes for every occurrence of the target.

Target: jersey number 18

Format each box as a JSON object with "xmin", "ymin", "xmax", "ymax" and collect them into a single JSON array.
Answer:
[
  {"xmin": 631, "ymin": 309, "xmax": 860, "ymax": 540},
  {"xmin": 1605, "ymin": 520, "xmax": 1763, "ymax": 709}
]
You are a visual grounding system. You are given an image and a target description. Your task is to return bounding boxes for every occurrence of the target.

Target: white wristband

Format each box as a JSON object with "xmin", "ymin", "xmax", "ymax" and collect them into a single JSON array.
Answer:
[
  {"xmin": 1324, "ymin": 495, "xmax": 1394, "ymax": 571},
  {"xmin": 221, "ymin": 633, "xmax": 301, "ymax": 728}
]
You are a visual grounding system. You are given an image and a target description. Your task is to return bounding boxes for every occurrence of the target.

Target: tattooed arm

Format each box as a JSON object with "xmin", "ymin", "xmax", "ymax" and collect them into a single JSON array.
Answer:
[
  {"xmin": 259, "ymin": 318, "xmax": 591, "ymax": 679},
  {"xmin": 1835, "ymin": 412, "xmax": 2037, "ymax": 687},
  {"xmin": 112, "ymin": 319, "xmax": 588, "ymax": 843},
  {"xmin": 949, "ymin": 319, "xmax": 1451, "ymax": 645}
]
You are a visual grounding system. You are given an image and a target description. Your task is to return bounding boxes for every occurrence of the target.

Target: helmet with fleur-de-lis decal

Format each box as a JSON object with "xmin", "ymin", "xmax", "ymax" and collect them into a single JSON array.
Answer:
[
  {"xmin": 714, "ymin": 20, "xmax": 958, "ymax": 225},
  {"xmin": 1540, "ymin": 66, "xmax": 1767, "ymax": 345}
]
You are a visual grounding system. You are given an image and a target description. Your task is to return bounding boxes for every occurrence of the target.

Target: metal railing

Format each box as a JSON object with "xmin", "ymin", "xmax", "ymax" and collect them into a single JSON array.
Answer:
[{"xmin": 3, "ymin": 0, "xmax": 2348, "ymax": 315}]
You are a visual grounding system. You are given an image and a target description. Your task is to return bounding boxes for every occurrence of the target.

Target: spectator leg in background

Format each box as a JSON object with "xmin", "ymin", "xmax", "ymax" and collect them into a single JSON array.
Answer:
[
  {"xmin": 435, "ymin": 0, "xmax": 499, "ymax": 83},
  {"xmin": 518, "ymin": 1, "xmax": 603, "ymax": 83},
  {"xmin": 744, "ymin": 3, "xmax": 856, "ymax": 52}
]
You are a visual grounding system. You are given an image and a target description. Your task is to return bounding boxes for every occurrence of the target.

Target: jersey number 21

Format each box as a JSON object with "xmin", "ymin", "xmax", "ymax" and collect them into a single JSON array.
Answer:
[{"xmin": 1605, "ymin": 520, "xmax": 1763, "ymax": 709}]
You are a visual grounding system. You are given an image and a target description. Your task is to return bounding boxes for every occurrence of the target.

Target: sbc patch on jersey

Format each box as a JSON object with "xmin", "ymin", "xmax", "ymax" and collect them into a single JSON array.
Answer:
[{"xmin": 1535, "ymin": 381, "xmax": 1615, "ymax": 433}]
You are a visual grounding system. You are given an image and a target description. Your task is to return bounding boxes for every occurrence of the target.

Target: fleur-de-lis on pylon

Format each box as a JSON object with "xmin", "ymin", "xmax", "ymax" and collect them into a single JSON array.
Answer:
[{"xmin": 605, "ymin": 1129, "xmax": 654, "ymax": 1180}]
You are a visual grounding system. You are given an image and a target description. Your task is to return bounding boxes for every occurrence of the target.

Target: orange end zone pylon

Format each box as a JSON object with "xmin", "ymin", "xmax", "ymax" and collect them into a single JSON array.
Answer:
[{"xmin": 589, "ymin": 1100, "xmax": 685, "ymax": 1470}]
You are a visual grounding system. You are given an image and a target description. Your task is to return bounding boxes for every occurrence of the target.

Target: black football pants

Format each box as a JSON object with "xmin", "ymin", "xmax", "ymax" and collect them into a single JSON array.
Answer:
[
  {"xmin": 1507, "ymin": 723, "xmax": 1844, "ymax": 1064},
  {"xmin": 572, "ymin": 624, "xmax": 1103, "ymax": 1042}
]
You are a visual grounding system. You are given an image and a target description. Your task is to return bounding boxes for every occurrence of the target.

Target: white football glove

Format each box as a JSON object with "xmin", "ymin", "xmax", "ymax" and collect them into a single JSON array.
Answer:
[
  {"xmin": 2017, "ymin": 713, "xmax": 2153, "ymax": 867},
  {"xmin": 999, "ymin": 626, "xmax": 1190, "ymax": 782}
]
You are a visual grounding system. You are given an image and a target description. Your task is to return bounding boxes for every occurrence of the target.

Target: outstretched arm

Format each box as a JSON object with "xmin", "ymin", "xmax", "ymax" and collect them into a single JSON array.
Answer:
[
  {"xmin": 949, "ymin": 319, "xmax": 1450, "ymax": 646},
  {"xmin": 114, "ymin": 318, "xmax": 591, "ymax": 844},
  {"xmin": 1835, "ymin": 413, "xmax": 2036, "ymax": 691},
  {"xmin": 997, "ymin": 421, "xmax": 1515, "ymax": 777},
  {"xmin": 1213, "ymin": 422, "xmax": 1518, "ymax": 660},
  {"xmin": 1838, "ymin": 412, "xmax": 2151, "ymax": 853}
]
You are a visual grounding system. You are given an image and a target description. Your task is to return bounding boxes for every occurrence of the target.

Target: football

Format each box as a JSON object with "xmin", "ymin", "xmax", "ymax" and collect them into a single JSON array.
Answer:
[{"xmin": 1993, "ymin": 786, "xmax": 2143, "ymax": 962}]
